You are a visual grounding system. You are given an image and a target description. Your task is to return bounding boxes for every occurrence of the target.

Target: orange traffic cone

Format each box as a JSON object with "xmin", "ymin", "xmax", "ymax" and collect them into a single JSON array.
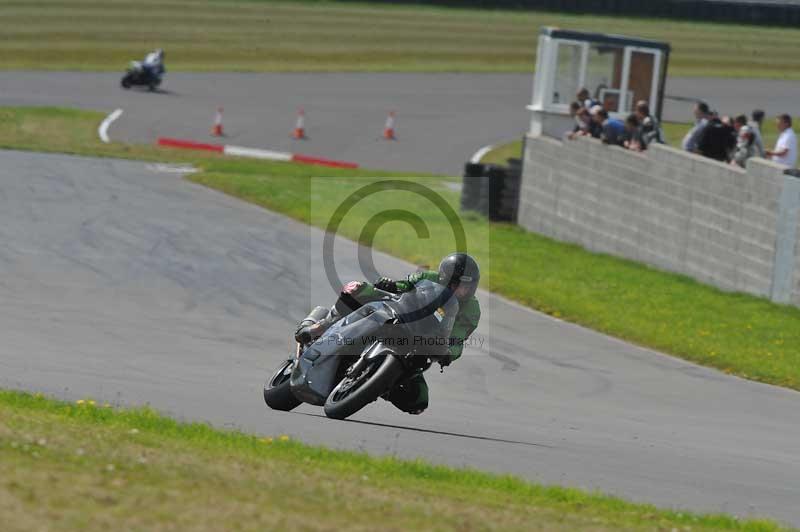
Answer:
[
  {"xmin": 211, "ymin": 107, "xmax": 224, "ymax": 136},
  {"xmin": 291, "ymin": 107, "xmax": 307, "ymax": 140},
  {"xmin": 383, "ymin": 111, "xmax": 396, "ymax": 140}
]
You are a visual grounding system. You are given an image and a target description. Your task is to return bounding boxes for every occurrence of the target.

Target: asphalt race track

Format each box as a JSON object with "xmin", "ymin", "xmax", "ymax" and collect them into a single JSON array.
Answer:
[
  {"xmin": 1, "ymin": 72, "xmax": 798, "ymax": 175},
  {"xmin": 2, "ymin": 150, "xmax": 799, "ymax": 525}
]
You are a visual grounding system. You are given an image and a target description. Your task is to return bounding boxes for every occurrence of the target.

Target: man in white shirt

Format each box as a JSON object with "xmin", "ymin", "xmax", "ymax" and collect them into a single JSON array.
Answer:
[{"xmin": 766, "ymin": 114, "xmax": 798, "ymax": 168}]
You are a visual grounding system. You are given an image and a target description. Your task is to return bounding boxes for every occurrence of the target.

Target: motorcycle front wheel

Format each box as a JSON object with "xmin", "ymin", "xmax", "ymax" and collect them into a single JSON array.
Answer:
[
  {"xmin": 120, "ymin": 75, "xmax": 132, "ymax": 89},
  {"xmin": 263, "ymin": 359, "xmax": 302, "ymax": 411},
  {"xmin": 324, "ymin": 355, "xmax": 404, "ymax": 420}
]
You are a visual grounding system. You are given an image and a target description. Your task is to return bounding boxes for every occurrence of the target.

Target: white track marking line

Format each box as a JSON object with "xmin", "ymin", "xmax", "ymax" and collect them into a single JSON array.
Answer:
[
  {"xmin": 223, "ymin": 145, "xmax": 293, "ymax": 161},
  {"xmin": 145, "ymin": 163, "xmax": 199, "ymax": 174},
  {"xmin": 98, "ymin": 108, "xmax": 123, "ymax": 143},
  {"xmin": 469, "ymin": 143, "xmax": 495, "ymax": 164}
]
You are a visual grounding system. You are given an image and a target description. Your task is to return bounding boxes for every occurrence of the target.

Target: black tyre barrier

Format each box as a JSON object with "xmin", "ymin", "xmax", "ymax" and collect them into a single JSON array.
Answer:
[
  {"xmin": 461, "ymin": 158, "xmax": 522, "ymax": 223},
  {"xmin": 461, "ymin": 162, "xmax": 485, "ymax": 212}
]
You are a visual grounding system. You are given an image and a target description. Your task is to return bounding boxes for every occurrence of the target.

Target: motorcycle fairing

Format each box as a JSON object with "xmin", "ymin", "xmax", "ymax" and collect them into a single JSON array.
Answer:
[
  {"xmin": 288, "ymin": 280, "xmax": 458, "ymax": 406},
  {"xmin": 289, "ymin": 301, "xmax": 394, "ymax": 405}
]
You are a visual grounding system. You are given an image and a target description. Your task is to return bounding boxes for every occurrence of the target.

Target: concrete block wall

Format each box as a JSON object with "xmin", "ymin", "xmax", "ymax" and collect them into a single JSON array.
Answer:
[
  {"xmin": 784, "ymin": 173, "xmax": 800, "ymax": 306},
  {"xmin": 795, "ymin": 220, "xmax": 800, "ymax": 305},
  {"xmin": 519, "ymin": 135, "xmax": 800, "ymax": 306}
]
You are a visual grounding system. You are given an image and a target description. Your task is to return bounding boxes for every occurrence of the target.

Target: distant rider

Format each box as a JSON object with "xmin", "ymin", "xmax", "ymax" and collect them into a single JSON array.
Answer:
[
  {"xmin": 295, "ymin": 253, "xmax": 482, "ymax": 414},
  {"xmin": 142, "ymin": 49, "xmax": 165, "ymax": 80}
]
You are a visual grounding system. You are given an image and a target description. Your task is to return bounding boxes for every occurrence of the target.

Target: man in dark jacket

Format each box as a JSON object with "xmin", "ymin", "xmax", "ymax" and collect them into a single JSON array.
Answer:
[
  {"xmin": 698, "ymin": 115, "xmax": 736, "ymax": 162},
  {"xmin": 635, "ymin": 101, "xmax": 664, "ymax": 146},
  {"xmin": 623, "ymin": 114, "xmax": 645, "ymax": 151}
]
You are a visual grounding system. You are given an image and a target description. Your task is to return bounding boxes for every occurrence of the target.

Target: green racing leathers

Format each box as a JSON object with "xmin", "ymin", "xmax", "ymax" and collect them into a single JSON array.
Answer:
[{"xmin": 340, "ymin": 270, "xmax": 481, "ymax": 414}]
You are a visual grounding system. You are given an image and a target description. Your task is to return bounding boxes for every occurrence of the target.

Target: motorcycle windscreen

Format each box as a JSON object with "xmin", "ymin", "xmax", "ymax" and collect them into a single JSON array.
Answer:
[{"xmin": 393, "ymin": 280, "xmax": 458, "ymax": 348}]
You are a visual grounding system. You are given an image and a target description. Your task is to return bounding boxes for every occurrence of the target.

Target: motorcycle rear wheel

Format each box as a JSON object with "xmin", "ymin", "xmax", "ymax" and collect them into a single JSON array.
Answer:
[
  {"xmin": 263, "ymin": 359, "xmax": 302, "ymax": 411},
  {"xmin": 324, "ymin": 355, "xmax": 404, "ymax": 420}
]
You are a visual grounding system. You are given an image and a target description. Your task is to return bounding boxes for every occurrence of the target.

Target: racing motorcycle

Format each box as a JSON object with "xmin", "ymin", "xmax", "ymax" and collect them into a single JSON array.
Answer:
[
  {"xmin": 120, "ymin": 61, "xmax": 162, "ymax": 91},
  {"xmin": 264, "ymin": 280, "xmax": 458, "ymax": 420}
]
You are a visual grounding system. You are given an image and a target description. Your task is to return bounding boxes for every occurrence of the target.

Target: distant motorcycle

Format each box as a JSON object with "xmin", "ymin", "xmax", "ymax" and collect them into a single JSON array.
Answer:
[
  {"xmin": 264, "ymin": 280, "xmax": 457, "ymax": 420},
  {"xmin": 120, "ymin": 61, "xmax": 162, "ymax": 91}
]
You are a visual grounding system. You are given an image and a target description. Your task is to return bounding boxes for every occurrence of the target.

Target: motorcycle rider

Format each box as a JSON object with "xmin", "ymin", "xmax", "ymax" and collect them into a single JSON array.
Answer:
[
  {"xmin": 295, "ymin": 253, "xmax": 481, "ymax": 414},
  {"xmin": 142, "ymin": 48, "xmax": 165, "ymax": 81}
]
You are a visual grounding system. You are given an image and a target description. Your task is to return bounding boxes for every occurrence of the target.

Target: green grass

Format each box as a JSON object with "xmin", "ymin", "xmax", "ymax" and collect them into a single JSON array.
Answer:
[
  {"xmin": 479, "ymin": 139, "xmax": 524, "ymax": 165},
  {"xmin": 2, "ymin": 0, "xmax": 800, "ymax": 78},
  {"xmin": 0, "ymin": 106, "xmax": 194, "ymax": 161},
  {"xmin": 0, "ymin": 389, "xmax": 789, "ymax": 531},
  {"xmin": 2, "ymin": 105, "xmax": 800, "ymax": 393}
]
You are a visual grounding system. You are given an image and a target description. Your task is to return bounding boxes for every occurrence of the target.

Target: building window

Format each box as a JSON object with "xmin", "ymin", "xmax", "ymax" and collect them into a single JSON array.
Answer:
[
  {"xmin": 552, "ymin": 42, "xmax": 582, "ymax": 105},
  {"xmin": 585, "ymin": 43, "xmax": 625, "ymax": 112}
]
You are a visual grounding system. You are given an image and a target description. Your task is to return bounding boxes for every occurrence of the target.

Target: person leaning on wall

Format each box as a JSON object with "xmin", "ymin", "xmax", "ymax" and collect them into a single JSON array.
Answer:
[
  {"xmin": 594, "ymin": 108, "xmax": 626, "ymax": 147},
  {"xmin": 565, "ymin": 101, "xmax": 582, "ymax": 139},
  {"xmin": 731, "ymin": 115, "xmax": 756, "ymax": 168},
  {"xmin": 623, "ymin": 114, "xmax": 646, "ymax": 152},
  {"xmin": 682, "ymin": 101, "xmax": 711, "ymax": 153},
  {"xmin": 635, "ymin": 101, "xmax": 664, "ymax": 146},
  {"xmin": 587, "ymin": 105, "xmax": 605, "ymax": 139},
  {"xmin": 567, "ymin": 106, "xmax": 593, "ymax": 140}
]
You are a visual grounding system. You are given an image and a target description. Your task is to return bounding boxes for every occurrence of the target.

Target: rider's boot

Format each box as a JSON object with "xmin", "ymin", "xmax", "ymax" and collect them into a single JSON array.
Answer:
[{"xmin": 294, "ymin": 306, "xmax": 338, "ymax": 344}]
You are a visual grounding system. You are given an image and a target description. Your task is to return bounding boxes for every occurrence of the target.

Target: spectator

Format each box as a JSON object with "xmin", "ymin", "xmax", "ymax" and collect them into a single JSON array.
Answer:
[
  {"xmin": 635, "ymin": 101, "xmax": 664, "ymax": 145},
  {"xmin": 567, "ymin": 107, "xmax": 592, "ymax": 140},
  {"xmin": 731, "ymin": 114, "xmax": 756, "ymax": 168},
  {"xmin": 576, "ymin": 88, "xmax": 600, "ymax": 110},
  {"xmin": 588, "ymin": 105, "xmax": 604, "ymax": 138},
  {"xmin": 565, "ymin": 101, "xmax": 581, "ymax": 138},
  {"xmin": 682, "ymin": 101, "xmax": 711, "ymax": 152},
  {"xmin": 766, "ymin": 114, "xmax": 798, "ymax": 168},
  {"xmin": 594, "ymin": 108, "xmax": 625, "ymax": 146},
  {"xmin": 749, "ymin": 109, "xmax": 767, "ymax": 158},
  {"xmin": 697, "ymin": 114, "xmax": 736, "ymax": 162},
  {"xmin": 623, "ymin": 114, "xmax": 645, "ymax": 152}
]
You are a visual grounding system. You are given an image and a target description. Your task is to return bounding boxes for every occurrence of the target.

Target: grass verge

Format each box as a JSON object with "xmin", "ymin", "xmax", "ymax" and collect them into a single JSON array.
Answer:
[
  {"xmin": 2, "ymin": 105, "xmax": 800, "ymax": 392},
  {"xmin": 0, "ymin": 389, "xmax": 789, "ymax": 531},
  {"xmin": 2, "ymin": 0, "xmax": 800, "ymax": 78},
  {"xmin": 478, "ymin": 139, "xmax": 524, "ymax": 165}
]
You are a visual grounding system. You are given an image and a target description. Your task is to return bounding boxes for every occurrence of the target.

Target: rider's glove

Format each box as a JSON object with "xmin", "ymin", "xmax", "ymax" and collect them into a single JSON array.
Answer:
[
  {"xmin": 374, "ymin": 277, "xmax": 398, "ymax": 293},
  {"xmin": 342, "ymin": 281, "xmax": 364, "ymax": 295}
]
